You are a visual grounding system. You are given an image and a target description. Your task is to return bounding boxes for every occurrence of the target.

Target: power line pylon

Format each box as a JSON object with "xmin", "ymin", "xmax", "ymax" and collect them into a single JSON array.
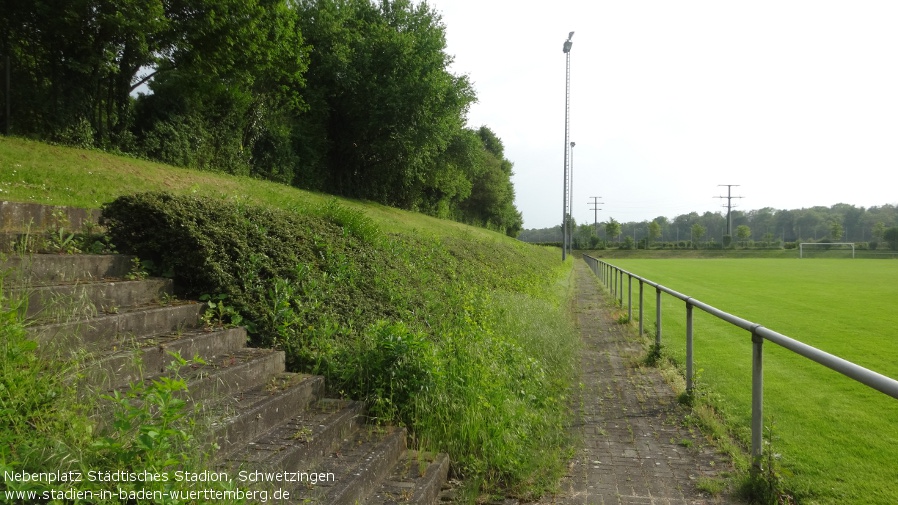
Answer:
[{"xmin": 714, "ymin": 184, "xmax": 744, "ymax": 237}]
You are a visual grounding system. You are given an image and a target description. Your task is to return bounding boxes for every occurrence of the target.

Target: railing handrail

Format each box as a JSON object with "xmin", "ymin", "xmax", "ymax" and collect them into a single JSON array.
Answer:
[{"xmin": 582, "ymin": 254, "xmax": 898, "ymax": 468}]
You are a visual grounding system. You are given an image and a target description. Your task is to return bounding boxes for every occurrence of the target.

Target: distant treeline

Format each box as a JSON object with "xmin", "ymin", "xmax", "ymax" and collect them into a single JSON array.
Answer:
[
  {"xmin": 521, "ymin": 203, "xmax": 898, "ymax": 250},
  {"xmin": 0, "ymin": 0, "xmax": 523, "ymax": 236}
]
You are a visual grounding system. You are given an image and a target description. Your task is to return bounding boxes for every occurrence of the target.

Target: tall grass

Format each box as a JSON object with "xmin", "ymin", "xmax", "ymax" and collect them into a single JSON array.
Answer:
[{"xmin": 607, "ymin": 258, "xmax": 898, "ymax": 504}]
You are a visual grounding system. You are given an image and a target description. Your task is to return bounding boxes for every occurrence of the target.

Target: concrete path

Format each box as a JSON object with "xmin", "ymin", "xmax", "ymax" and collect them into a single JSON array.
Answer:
[{"xmin": 536, "ymin": 259, "xmax": 740, "ymax": 505}]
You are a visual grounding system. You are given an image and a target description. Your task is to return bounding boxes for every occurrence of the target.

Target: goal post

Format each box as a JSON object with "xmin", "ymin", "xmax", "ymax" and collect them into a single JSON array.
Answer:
[{"xmin": 799, "ymin": 242, "xmax": 856, "ymax": 258}]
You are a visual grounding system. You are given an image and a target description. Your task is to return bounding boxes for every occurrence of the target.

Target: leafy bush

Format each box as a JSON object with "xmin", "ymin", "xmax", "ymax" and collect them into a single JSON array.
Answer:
[{"xmin": 101, "ymin": 191, "xmax": 578, "ymax": 499}]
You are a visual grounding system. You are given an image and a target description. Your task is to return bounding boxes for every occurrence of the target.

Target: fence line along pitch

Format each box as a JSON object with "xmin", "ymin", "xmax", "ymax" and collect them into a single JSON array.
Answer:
[{"xmin": 581, "ymin": 254, "xmax": 898, "ymax": 471}]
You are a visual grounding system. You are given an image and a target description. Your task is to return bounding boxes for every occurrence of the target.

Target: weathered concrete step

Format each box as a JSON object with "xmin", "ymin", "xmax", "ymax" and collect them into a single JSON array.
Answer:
[
  {"xmin": 209, "ymin": 373, "xmax": 326, "ymax": 459},
  {"xmin": 366, "ymin": 451, "xmax": 450, "ymax": 505},
  {"xmin": 27, "ymin": 302, "xmax": 204, "ymax": 356},
  {"xmin": 289, "ymin": 426, "xmax": 407, "ymax": 505},
  {"xmin": 0, "ymin": 254, "xmax": 133, "ymax": 285},
  {"xmin": 179, "ymin": 347, "xmax": 286, "ymax": 406},
  {"xmin": 0, "ymin": 201, "xmax": 101, "ymax": 233},
  {"xmin": 225, "ymin": 398, "xmax": 366, "ymax": 471},
  {"xmin": 79, "ymin": 326, "xmax": 247, "ymax": 391},
  {"xmin": 16, "ymin": 277, "xmax": 172, "ymax": 319},
  {"xmin": 91, "ymin": 347, "xmax": 287, "ymax": 431}
]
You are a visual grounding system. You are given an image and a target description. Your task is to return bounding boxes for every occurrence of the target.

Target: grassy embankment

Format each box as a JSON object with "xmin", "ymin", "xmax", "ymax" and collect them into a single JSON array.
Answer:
[
  {"xmin": 0, "ymin": 136, "xmax": 580, "ymax": 501},
  {"xmin": 603, "ymin": 258, "xmax": 898, "ymax": 504}
]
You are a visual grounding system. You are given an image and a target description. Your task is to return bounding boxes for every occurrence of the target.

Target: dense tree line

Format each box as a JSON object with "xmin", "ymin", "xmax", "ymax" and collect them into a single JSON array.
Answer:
[
  {"xmin": 520, "ymin": 203, "xmax": 898, "ymax": 250},
  {"xmin": 0, "ymin": 0, "xmax": 522, "ymax": 236}
]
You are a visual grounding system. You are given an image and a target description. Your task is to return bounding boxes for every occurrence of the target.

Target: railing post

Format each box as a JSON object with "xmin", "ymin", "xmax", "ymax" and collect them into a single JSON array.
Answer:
[
  {"xmin": 627, "ymin": 275, "xmax": 633, "ymax": 323},
  {"xmin": 638, "ymin": 280, "xmax": 644, "ymax": 336},
  {"xmin": 655, "ymin": 287, "xmax": 662, "ymax": 346},
  {"xmin": 686, "ymin": 301, "xmax": 694, "ymax": 393},
  {"xmin": 611, "ymin": 267, "xmax": 617, "ymax": 298},
  {"xmin": 618, "ymin": 270, "xmax": 624, "ymax": 307},
  {"xmin": 751, "ymin": 329, "xmax": 764, "ymax": 473}
]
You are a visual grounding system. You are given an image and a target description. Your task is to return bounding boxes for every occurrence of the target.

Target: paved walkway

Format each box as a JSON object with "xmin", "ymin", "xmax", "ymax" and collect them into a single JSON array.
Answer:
[{"xmin": 537, "ymin": 259, "xmax": 740, "ymax": 505}]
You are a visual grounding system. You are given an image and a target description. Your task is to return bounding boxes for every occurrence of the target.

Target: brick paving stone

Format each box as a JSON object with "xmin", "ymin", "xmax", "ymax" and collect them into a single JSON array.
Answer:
[{"xmin": 534, "ymin": 259, "xmax": 742, "ymax": 505}]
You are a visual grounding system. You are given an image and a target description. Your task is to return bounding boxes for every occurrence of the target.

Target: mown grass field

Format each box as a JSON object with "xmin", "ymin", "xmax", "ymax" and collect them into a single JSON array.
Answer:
[{"xmin": 604, "ymin": 258, "xmax": 898, "ymax": 504}]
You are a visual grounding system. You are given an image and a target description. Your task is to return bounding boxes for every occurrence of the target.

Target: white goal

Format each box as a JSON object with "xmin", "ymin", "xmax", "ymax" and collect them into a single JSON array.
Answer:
[{"xmin": 799, "ymin": 242, "xmax": 855, "ymax": 258}]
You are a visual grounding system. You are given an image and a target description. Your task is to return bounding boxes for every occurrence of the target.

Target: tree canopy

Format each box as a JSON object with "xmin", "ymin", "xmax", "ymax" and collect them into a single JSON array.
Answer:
[{"xmin": 0, "ymin": 0, "xmax": 524, "ymax": 236}]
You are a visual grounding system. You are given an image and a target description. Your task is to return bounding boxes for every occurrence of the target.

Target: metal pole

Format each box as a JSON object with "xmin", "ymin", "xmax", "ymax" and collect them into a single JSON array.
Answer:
[
  {"xmin": 686, "ymin": 302, "xmax": 694, "ymax": 393},
  {"xmin": 655, "ymin": 287, "xmax": 662, "ymax": 346},
  {"xmin": 561, "ymin": 33, "xmax": 573, "ymax": 261},
  {"xmin": 618, "ymin": 270, "xmax": 623, "ymax": 307},
  {"xmin": 638, "ymin": 280, "xmax": 644, "ymax": 336},
  {"xmin": 627, "ymin": 275, "xmax": 633, "ymax": 323},
  {"xmin": 751, "ymin": 329, "xmax": 764, "ymax": 472},
  {"xmin": 569, "ymin": 141, "xmax": 575, "ymax": 254}
]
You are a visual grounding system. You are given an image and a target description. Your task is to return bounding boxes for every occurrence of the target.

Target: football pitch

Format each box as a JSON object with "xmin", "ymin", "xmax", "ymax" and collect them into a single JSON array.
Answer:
[{"xmin": 602, "ymin": 258, "xmax": 898, "ymax": 504}]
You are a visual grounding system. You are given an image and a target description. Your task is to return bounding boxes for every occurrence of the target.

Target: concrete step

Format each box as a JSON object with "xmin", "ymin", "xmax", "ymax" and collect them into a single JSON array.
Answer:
[
  {"xmin": 178, "ymin": 348, "xmax": 286, "ymax": 406},
  {"xmin": 0, "ymin": 201, "xmax": 101, "ymax": 233},
  {"xmin": 289, "ymin": 426, "xmax": 407, "ymax": 505},
  {"xmin": 91, "ymin": 347, "xmax": 288, "ymax": 431},
  {"xmin": 366, "ymin": 451, "xmax": 451, "ymax": 505},
  {"xmin": 224, "ymin": 398, "xmax": 366, "ymax": 471},
  {"xmin": 27, "ymin": 302, "xmax": 204, "ymax": 356},
  {"xmin": 1, "ymin": 254, "xmax": 134, "ymax": 285},
  {"xmin": 16, "ymin": 277, "xmax": 173, "ymax": 319},
  {"xmin": 79, "ymin": 326, "xmax": 247, "ymax": 391},
  {"xmin": 208, "ymin": 373, "xmax": 326, "ymax": 459}
]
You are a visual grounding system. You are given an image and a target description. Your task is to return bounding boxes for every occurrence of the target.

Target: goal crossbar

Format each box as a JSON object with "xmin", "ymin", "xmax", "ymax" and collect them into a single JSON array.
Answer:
[{"xmin": 799, "ymin": 242, "xmax": 855, "ymax": 258}]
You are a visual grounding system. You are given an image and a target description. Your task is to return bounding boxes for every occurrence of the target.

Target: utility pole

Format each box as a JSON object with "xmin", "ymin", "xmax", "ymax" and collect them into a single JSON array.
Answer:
[
  {"xmin": 588, "ymin": 196, "xmax": 603, "ymax": 236},
  {"xmin": 715, "ymin": 184, "xmax": 744, "ymax": 237}
]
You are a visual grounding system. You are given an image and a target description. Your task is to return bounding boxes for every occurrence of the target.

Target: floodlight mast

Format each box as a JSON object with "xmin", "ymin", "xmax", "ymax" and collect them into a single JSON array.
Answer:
[
  {"xmin": 561, "ymin": 31, "xmax": 574, "ymax": 261},
  {"xmin": 569, "ymin": 141, "xmax": 576, "ymax": 255}
]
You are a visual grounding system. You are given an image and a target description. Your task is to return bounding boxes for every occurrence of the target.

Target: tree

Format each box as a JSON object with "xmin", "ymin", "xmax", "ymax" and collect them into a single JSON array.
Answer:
[
  {"xmin": 455, "ymin": 127, "xmax": 523, "ymax": 236},
  {"xmin": 605, "ymin": 218, "xmax": 622, "ymax": 244},
  {"xmin": 884, "ymin": 227, "xmax": 898, "ymax": 251},
  {"xmin": 736, "ymin": 225, "xmax": 752, "ymax": 247},
  {"xmin": 829, "ymin": 221, "xmax": 844, "ymax": 242},
  {"xmin": 691, "ymin": 223, "xmax": 706, "ymax": 248},
  {"xmin": 647, "ymin": 221, "xmax": 661, "ymax": 248},
  {"xmin": 294, "ymin": 0, "xmax": 475, "ymax": 208},
  {"xmin": 3, "ymin": 0, "xmax": 307, "ymax": 149}
]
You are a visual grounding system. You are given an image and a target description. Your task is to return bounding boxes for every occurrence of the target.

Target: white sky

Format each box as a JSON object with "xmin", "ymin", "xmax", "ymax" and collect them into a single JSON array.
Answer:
[{"xmin": 431, "ymin": 0, "xmax": 898, "ymax": 229}]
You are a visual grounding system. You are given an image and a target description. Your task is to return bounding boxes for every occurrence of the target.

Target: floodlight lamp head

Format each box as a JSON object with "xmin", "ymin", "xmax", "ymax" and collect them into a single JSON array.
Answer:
[
  {"xmin": 563, "ymin": 31, "xmax": 574, "ymax": 53},
  {"xmin": 571, "ymin": 141, "xmax": 576, "ymax": 147}
]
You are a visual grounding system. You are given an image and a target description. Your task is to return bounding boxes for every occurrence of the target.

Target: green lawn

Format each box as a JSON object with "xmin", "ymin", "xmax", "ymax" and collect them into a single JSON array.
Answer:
[{"xmin": 604, "ymin": 258, "xmax": 898, "ymax": 504}]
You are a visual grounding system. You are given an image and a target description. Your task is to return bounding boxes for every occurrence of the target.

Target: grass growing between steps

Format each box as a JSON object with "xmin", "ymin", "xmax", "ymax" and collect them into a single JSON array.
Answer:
[
  {"xmin": 101, "ymin": 192, "xmax": 580, "ymax": 500},
  {"xmin": 0, "ymin": 269, "xmax": 243, "ymax": 502}
]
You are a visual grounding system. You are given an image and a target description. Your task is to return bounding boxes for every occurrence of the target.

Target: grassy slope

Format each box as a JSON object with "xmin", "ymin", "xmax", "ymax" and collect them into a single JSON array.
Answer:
[
  {"xmin": 0, "ymin": 136, "xmax": 579, "ymax": 500},
  {"xmin": 607, "ymin": 258, "xmax": 898, "ymax": 504},
  {"xmin": 0, "ymin": 136, "xmax": 497, "ymax": 238}
]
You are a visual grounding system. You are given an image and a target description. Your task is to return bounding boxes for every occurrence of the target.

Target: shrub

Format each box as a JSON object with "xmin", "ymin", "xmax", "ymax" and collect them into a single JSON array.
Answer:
[{"xmin": 101, "ymin": 191, "xmax": 577, "ymax": 498}]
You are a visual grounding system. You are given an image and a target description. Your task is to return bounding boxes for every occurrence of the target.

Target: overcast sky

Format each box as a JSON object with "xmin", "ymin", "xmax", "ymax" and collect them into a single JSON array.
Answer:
[{"xmin": 431, "ymin": 0, "xmax": 898, "ymax": 229}]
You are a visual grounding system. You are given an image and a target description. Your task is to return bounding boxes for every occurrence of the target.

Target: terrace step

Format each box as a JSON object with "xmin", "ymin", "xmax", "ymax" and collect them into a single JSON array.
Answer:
[
  {"xmin": 27, "ymin": 302, "xmax": 205, "ymax": 357},
  {"xmin": 80, "ymin": 326, "xmax": 247, "ymax": 392},
  {"xmin": 224, "ymin": 398, "xmax": 366, "ymax": 470},
  {"xmin": 16, "ymin": 277, "xmax": 173, "ymax": 319},
  {"xmin": 367, "ymin": 451, "xmax": 451, "ymax": 505},
  {"xmin": 1, "ymin": 254, "xmax": 133, "ymax": 285},
  {"xmin": 288, "ymin": 426, "xmax": 408, "ymax": 505}
]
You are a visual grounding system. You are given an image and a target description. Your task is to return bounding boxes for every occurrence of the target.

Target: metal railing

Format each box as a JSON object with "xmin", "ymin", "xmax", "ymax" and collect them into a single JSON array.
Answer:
[{"xmin": 582, "ymin": 255, "xmax": 898, "ymax": 468}]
